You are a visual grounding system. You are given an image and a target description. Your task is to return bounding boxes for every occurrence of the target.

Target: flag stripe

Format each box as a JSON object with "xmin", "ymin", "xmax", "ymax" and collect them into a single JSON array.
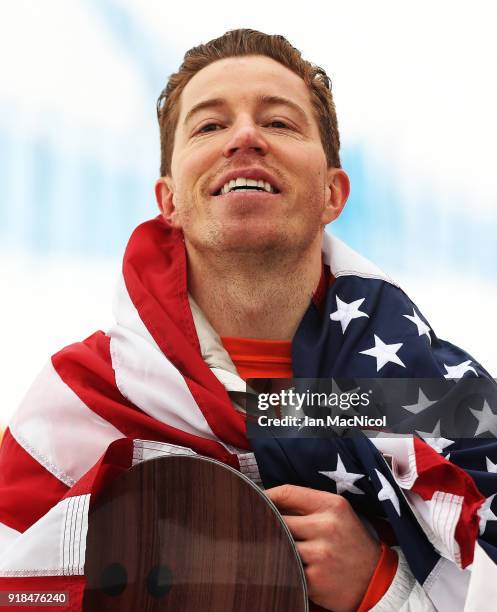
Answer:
[
  {"xmin": 0, "ymin": 429, "xmax": 69, "ymax": 533},
  {"xmin": 322, "ymin": 231, "xmax": 398, "ymax": 286},
  {"xmin": 10, "ymin": 358, "xmax": 125, "ymax": 487},
  {"xmin": 109, "ymin": 275, "xmax": 225, "ymax": 442},
  {"xmin": 373, "ymin": 436, "xmax": 418, "ymax": 488},
  {"xmin": 0, "ymin": 495, "xmax": 89, "ymax": 577},
  {"xmin": 53, "ymin": 330, "xmax": 236, "ymax": 466},
  {"xmin": 464, "ymin": 542, "xmax": 497, "ymax": 609},
  {"xmin": 423, "ymin": 557, "xmax": 471, "ymax": 612},
  {"xmin": 0, "ymin": 522, "xmax": 20, "ymax": 551},
  {"xmin": 411, "ymin": 437, "xmax": 483, "ymax": 568},
  {"xmin": 121, "ymin": 218, "xmax": 248, "ymax": 449}
]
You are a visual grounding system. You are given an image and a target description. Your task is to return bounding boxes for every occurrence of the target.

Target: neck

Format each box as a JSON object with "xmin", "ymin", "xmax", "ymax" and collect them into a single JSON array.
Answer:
[{"xmin": 186, "ymin": 235, "xmax": 323, "ymax": 340}]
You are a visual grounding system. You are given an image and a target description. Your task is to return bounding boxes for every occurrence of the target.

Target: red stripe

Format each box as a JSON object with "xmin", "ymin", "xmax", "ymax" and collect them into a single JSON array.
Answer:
[
  {"xmin": 52, "ymin": 331, "xmax": 239, "ymax": 468},
  {"xmin": 412, "ymin": 437, "xmax": 483, "ymax": 567},
  {"xmin": 0, "ymin": 429, "xmax": 68, "ymax": 532},
  {"xmin": 65, "ymin": 438, "xmax": 134, "ymax": 501},
  {"xmin": 122, "ymin": 217, "xmax": 248, "ymax": 450}
]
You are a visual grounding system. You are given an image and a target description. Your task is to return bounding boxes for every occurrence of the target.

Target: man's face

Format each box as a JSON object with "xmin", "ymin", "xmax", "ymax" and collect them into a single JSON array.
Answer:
[{"xmin": 157, "ymin": 55, "xmax": 348, "ymax": 254}]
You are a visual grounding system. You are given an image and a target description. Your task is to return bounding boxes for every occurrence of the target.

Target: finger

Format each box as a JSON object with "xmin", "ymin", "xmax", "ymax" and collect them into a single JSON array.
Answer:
[
  {"xmin": 265, "ymin": 484, "xmax": 337, "ymax": 515},
  {"xmin": 295, "ymin": 540, "xmax": 330, "ymax": 566},
  {"xmin": 281, "ymin": 514, "xmax": 319, "ymax": 541}
]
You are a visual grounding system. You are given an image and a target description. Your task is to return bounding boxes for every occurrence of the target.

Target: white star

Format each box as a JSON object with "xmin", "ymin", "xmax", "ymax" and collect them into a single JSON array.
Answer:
[
  {"xmin": 402, "ymin": 388, "xmax": 437, "ymax": 414},
  {"xmin": 470, "ymin": 401, "xmax": 497, "ymax": 437},
  {"xmin": 416, "ymin": 420, "xmax": 454, "ymax": 454},
  {"xmin": 486, "ymin": 457, "xmax": 497, "ymax": 473},
  {"xmin": 360, "ymin": 335, "xmax": 406, "ymax": 372},
  {"xmin": 330, "ymin": 295, "xmax": 369, "ymax": 333},
  {"xmin": 319, "ymin": 454, "xmax": 365, "ymax": 495},
  {"xmin": 375, "ymin": 469, "xmax": 401, "ymax": 515},
  {"xmin": 478, "ymin": 494, "xmax": 497, "ymax": 535},
  {"xmin": 403, "ymin": 308, "xmax": 431, "ymax": 343},
  {"xmin": 443, "ymin": 360, "xmax": 478, "ymax": 379}
]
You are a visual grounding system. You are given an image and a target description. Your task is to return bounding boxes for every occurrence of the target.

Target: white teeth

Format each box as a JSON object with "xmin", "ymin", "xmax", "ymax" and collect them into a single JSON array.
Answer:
[{"xmin": 219, "ymin": 176, "xmax": 276, "ymax": 194}]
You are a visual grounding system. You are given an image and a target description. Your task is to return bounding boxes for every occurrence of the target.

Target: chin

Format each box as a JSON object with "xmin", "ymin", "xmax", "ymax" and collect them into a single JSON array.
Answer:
[
  {"xmin": 221, "ymin": 228, "xmax": 317, "ymax": 256},
  {"xmin": 187, "ymin": 217, "xmax": 320, "ymax": 255}
]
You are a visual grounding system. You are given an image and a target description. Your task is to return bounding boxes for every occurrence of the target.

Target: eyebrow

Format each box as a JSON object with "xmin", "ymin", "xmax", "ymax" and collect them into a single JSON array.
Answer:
[
  {"xmin": 183, "ymin": 94, "xmax": 311, "ymax": 127},
  {"xmin": 183, "ymin": 98, "xmax": 226, "ymax": 126}
]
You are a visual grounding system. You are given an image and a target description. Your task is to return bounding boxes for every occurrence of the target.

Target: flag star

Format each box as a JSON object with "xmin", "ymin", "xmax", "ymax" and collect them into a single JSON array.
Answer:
[
  {"xmin": 486, "ymin": 457, "xmax": 497, "ymax": 473},
  {"xmin": 443, "ymin": 360, "xmax": 478, "ymax": 379},
  {"xmin": 478, "ymin": 494, "xmax": 497, "ymax": 535},
  {"xmin": 416, "ymin": 420, "xmax": 454, "ymax": 454},
  {"xmin": 330, "ymin": 295, "xmax": 369, "ymax": 333},
  {"xmin": 402, "ymin": 388, "xmax": 437, "ymax": 414},
  {"xmin": 470, "ymin": 401, "xmax": 497, "ymax": 437},
  {"xmin": 375, "ymin": 469, "xmax": 401, "ymax": 516},
  {"xmin": 403, "ymin": 308, "xmax": 431, "ymax": 343},
  {"xmin": 319, "ymin": 454, "xmax": 365, "ymax": 495},
  {"xmin": 360, "ymin": 335, "xmax": 406, "ymax": 372}
]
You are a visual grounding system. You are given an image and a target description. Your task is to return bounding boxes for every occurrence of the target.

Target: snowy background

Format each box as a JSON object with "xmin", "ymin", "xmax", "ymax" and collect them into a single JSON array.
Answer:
[{"xmin": 1, "ymin": 0, "xmax": 496, "ymax": 426}]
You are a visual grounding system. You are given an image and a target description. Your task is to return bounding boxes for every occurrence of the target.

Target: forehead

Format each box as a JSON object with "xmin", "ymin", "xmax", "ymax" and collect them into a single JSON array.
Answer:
[{"xmin": 177, "ymin": 55, "xmax": 314, "ymax": 121}]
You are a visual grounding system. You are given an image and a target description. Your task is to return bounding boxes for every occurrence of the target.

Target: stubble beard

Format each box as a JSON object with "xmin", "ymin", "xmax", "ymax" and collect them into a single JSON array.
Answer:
[
  {"xmin": 176, "ymin": 186, "xmax": 327, "ymax": 336},
  {"xmin": 176, "ymin": 188, "xmax": 326, "ymax": 274}
]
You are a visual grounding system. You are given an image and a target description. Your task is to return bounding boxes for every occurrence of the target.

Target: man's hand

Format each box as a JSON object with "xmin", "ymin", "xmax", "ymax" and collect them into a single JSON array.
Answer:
[{"xmin": 265, "ymin": 485, "xmax": 381, "ymax": 612}]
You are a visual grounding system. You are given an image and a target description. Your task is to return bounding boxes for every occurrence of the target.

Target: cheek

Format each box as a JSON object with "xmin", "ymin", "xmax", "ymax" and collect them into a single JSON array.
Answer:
[
  {"xmin": 286, "ymin": 145, "xmax": 327, "ymax": 184},
  {"xmin": 175, "ymin": 144, "xmax": 218, "ymax": 189},
  {"xmin": 299, "ymin": 164, "xmax": 327, "ymax": 200}
]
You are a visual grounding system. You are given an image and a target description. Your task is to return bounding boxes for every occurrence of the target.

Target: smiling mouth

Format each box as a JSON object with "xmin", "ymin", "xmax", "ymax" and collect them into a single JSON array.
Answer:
[{"xmin": 214, "ymin": 177, "xmax": 280, "ymax": 196}]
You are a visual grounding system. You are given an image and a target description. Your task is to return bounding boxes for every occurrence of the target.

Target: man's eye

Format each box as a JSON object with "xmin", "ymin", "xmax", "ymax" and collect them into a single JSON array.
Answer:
[
  {"xmin": 198, "ymin": 123, "xmax": 223, "ymax": 134},
  {"xmin": 267, "ymin": 120, "xmax": 289, "ymax": 129}
]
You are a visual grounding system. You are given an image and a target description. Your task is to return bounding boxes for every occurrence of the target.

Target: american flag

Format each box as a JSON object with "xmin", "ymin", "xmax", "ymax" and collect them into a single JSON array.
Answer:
[{"xmin": 0, "ymin": 216, "xmax": 496, "ymax": 610}]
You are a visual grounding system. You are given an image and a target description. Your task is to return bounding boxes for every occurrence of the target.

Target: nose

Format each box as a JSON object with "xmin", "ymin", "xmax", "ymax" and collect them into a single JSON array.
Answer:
[{"xmin": 222, "ymin": 117, "xmax": 269, "ymax": 158}]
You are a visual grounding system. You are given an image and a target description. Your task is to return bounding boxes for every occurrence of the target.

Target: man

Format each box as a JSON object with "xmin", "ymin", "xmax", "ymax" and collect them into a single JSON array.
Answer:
[{"xmin": 0, "ymin": 29, "xmax": 496, "ymax": 611}]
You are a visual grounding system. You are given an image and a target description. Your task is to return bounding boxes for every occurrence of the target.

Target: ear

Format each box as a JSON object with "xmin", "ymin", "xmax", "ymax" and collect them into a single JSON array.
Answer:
[
  {"xmin": 154, "ymin": 177, "xmax": 181, "ymax": 227},
  {"xmin": 322, "ymin": 168, "xmax": 350, "ymax": 225}
]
